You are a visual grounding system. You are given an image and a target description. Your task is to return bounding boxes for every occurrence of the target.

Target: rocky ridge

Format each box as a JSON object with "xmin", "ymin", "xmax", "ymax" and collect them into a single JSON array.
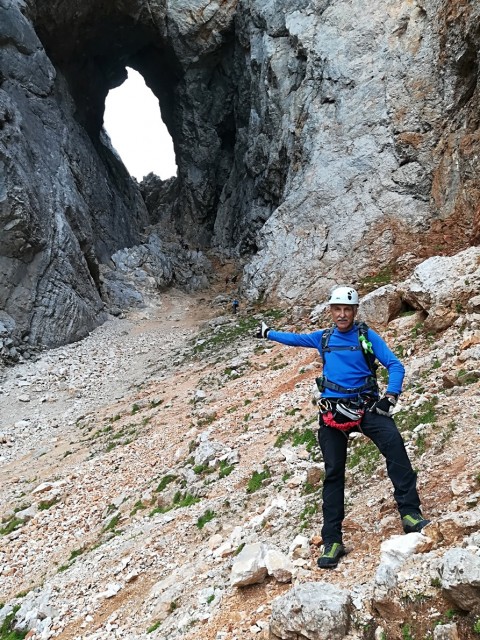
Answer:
[{"xmin": 1, "ymin": 248, "xmax": 480, "ymax": 639}]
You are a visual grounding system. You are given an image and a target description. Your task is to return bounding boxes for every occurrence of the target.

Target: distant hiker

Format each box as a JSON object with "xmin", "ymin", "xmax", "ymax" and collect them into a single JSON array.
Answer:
[
  {"xmin": 226, "ymin": 276, "xmax": 230, "ymax": 285},
  {"xmin": 256, "ymin": 285, "xmax": 430, "ymax": 569},
  {"xmin": 232, "ymin": 299, "xmax": 239, "ymax": 314}
]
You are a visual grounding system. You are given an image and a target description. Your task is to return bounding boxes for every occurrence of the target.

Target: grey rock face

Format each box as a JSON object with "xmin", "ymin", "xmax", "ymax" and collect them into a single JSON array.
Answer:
[
  {"xmin": 1, "ymin": 0, "xmax": 480, "ymax": 351},
  {"xmin": 243, "ymin": 0, "xmax": 480, "ymax": 302},
  {"xmin": 0, "ymin": 0, "xmax": 149, "ymax": 349}
]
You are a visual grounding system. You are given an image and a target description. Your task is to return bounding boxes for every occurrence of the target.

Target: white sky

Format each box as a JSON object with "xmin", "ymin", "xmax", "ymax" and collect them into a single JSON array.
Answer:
[{"xmin": 103, "ymin": 68, "xmax": 177, "ymax": 181}]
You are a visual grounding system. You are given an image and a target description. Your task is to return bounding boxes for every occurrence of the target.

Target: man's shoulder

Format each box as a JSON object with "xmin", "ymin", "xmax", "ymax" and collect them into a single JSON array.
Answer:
[{"xmin": 356, "ymin": 322, "xmax": 381, "ymax": 339}]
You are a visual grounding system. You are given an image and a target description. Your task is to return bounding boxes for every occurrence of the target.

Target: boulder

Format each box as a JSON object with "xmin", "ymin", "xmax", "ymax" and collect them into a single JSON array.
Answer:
[
  {"xmin": 441, "ymin": 548, "xmax": 480, "ymax": 612},
  {"xmin": 358, "ymin": 285, "xmax": 403, "ymax": 329},
  {"xmin": 433, "ymin": 623, "xmax": 459, "ymax": 640},
  {"xmin": 230, "ymin": 542, "xmax": 268, "ymax": 587},
  {"xmin": 264, "ymin": 548, "xmax": 293, "ymax": 583},
  {"xmin": 399, "ymin": 248, "xmax": 480, "ymax": 332},
  {"xmin": 269, "ymin": 582, "xmax": 351, "ymax": 640}
]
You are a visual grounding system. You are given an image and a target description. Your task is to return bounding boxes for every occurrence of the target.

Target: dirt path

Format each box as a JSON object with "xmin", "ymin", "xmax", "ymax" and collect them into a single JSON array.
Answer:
[{"xmin": 0, "ymin": 287, "xmax": 222, "ymax": 504}]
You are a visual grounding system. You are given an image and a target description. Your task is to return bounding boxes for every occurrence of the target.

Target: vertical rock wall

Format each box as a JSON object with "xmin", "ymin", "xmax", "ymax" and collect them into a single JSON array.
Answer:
[
  {"xmin": 0, "ymin": 0, "xmax": 149, "ymax": 348},
  {"xmin": 0, "ymin": 0, "xmax": 478, "ymax": 349},
  {"xmin": 241, "ymin": 0, "xmax": 480, "ymax": 302}
]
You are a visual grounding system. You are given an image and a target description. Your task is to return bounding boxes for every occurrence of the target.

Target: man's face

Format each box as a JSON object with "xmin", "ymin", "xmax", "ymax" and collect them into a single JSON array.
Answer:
[{"xmin": 330, "ymin": 304, "xmax": 357, "ymax": 332}]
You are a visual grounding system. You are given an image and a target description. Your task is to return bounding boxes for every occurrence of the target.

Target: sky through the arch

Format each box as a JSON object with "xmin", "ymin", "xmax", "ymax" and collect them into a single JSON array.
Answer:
[{"xmin": 103, "ymin": 68, "xmax": 177, "ymax": 181}]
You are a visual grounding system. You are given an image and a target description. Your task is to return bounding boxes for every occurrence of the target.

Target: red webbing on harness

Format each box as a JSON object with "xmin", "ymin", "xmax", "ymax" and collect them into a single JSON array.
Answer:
[{"xmin": 322, "ymin": 411, "xmax": 362, "ymax": 431}]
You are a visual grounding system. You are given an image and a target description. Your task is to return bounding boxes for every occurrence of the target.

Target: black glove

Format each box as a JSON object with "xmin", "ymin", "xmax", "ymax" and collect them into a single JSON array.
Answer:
[
  {"xmin": 373, "ymin": 395, "xmax": 397, "ymax": 416},
  {"xmin": 256, "ymin": 321, "xmax": 271, "ymax": 339}
]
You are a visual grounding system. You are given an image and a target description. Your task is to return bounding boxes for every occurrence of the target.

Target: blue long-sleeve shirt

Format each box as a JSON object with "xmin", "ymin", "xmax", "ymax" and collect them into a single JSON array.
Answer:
[{"xmin": 267, "ymin": 324, "xmax": 404, "ymax": 399}]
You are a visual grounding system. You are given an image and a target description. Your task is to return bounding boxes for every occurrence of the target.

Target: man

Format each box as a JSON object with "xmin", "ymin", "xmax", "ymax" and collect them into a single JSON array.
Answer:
[{"xmin": 256, "ymin": 286, "xmax": 429, "ymax": 569}]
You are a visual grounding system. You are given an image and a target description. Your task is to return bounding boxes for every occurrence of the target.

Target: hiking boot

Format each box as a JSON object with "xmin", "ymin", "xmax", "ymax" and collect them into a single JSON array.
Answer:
[
  {"xmin": 317, "ymin": 542, "xmax": 346, "ymax": 569},
  {"xmin": 402, "ymin": 513, "xmax": 431, "ymax": 534}
]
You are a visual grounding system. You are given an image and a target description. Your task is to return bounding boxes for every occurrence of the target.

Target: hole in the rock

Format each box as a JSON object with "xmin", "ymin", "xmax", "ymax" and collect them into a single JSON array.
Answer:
[
  {"xmin": 103, "ymin": 67, "xmax": 177, "ymax": 181},
  {"xmin": 396, "ymin": 300, "xmax": 423, "ymax": 321}
]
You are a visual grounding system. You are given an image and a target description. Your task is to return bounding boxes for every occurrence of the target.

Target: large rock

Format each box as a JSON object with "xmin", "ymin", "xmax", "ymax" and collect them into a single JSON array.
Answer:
[
  {"xmin": 373, "ymin": 533, "xmax": 431, "ymax": 617},
  {"xmin": 433, "ymin": 623, "xmax": 460, "ymax": 640},
  {"xmin": 436, "ymin": 508, "xmax": 480, "ymax": 545},
  {"xmin": 230, "ymin": 542, "xmax": 269, "ymax": 587},
  {"xmin": 264, "ymin": 548, "xmax": 293, "ymax": 583},
  {"xmin": 441, "ymin": 548, "xmax": 480, "ymax": 612},
  {"xmin": 358, "ymin": 285, "xmax": 403, "ymax": 329},
  {"xmin": 269, "ymin": 582, "xmax": 351, "ymax": 640},
  {"xmin": 230, "ymin": 542, "xmax": 295, "ymax": 586},
  {"xmin": 399, "ymin": 247, "xmax": 480, "ymax": 331}
]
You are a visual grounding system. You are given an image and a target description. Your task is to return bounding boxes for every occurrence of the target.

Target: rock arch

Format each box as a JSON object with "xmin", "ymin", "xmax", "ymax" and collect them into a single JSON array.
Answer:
[
  {"xmin": 31, "ymin": 0, "xmax": 247, "ymax": 247},
  {"xmin": 1, "ymin": 0, "xmax": 283, "ymax": 349}
]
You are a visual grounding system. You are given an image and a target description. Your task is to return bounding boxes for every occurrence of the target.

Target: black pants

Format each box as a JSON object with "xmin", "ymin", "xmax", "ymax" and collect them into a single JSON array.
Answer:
[{"xmin": 317, "ymin": 410, "xmax": 421, "ymax": 543}]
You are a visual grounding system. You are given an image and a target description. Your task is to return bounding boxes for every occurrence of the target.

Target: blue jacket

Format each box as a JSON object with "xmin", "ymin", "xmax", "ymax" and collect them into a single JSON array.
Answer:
[{"xmin": 267, "ymin": 324, "xmax": 404, "ymax": 398}]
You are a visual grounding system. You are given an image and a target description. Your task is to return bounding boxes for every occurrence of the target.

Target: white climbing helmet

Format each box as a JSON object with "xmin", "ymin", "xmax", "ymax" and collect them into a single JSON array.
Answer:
[{"xmin": 328, "ymin": 286, "xmax": 359, "ymax": 305}]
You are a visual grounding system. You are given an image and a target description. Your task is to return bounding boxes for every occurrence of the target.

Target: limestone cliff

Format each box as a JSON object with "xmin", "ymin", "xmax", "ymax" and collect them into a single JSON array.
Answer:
[{"xmin": 0, "ymin": 0, "xmax": 479, "ymax": 350}]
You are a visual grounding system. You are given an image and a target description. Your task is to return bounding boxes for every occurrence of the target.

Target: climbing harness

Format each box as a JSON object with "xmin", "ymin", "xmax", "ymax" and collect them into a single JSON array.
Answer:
[
  {"xmin": 315, "ymin": 322, "xmax": 379, "ymax": 430},
  {"xmin": 318, "ymin": 397, "xmax": 368, "ymax": 431}
]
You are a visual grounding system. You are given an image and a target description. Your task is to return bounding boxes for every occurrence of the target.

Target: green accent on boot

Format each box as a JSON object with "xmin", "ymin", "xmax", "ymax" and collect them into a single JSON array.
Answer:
[
  {"xmin": 317, "ymin": 542, "xmax": 346, "ymax": 569},
  {"xmin": 402, "ymin": 513, "xmax": 431, "ymax": 533}
]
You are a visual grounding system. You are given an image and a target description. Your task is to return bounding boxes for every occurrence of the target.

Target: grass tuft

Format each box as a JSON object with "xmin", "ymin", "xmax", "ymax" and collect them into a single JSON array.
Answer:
[
  {"xmin": 38, "ymin": 497, "xmax": 60, "ymax": 511},
  {"xmin": 246, "ymin": 467, "xmax": 271, "ymax": 493},
  {"xmin": 102, "ymin": 514, "xmax": 121, "ymax": 534},
  {"xmin": 197, "ymin": 509, "xmax": 216, "ymax": 529},
  {"xmin": 155, "ymin": 474, "xmax": 178, "ymax": 493},
  {"xmin": 396, "ymin": 397, "xmax": 438, "ymax": 432},
  {"xmin": 359, "ymin": 266, "xmax": 393, "ymax": 292},
  {"xmin": 0, "ymin": 605, "xmax": 28, "ymax": 640},
  {"xmin": 0, "ymin": 517, "xmax": 24, "ymax": 537},
  {"xmin": 274, "ymin": 427, "xmax": 317, "ymax": 453},
  {"xmin": 348, "ymin": 440, "xmax": 381, "ymax": 476}
]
